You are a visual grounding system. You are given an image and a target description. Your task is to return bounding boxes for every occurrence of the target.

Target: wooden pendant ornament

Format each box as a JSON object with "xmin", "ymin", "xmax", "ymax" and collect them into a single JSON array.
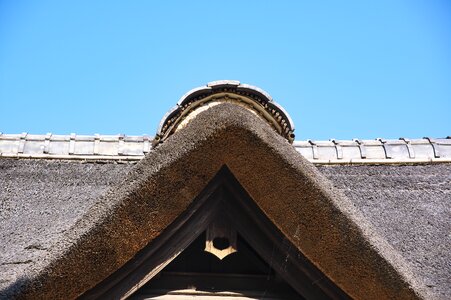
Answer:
[{"xmin": 204, "ymin": 217, "xmax": 237, "ymax": 260}]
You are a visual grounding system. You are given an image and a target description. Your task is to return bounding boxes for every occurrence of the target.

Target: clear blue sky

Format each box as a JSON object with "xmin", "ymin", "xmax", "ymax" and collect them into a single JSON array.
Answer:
[{"xmin": 1, "ymin": 1, "xmax": 450, "ymax": 140}]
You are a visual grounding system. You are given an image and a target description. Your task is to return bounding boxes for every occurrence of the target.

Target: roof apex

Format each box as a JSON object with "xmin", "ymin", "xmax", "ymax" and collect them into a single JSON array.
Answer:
[
  {"xmin": 155, "ymin": 81, "xmax": 296, "ymax": 145},
  {"xmin": 10, "ymin": 103, "xmax": 428, "ymax": 299}
]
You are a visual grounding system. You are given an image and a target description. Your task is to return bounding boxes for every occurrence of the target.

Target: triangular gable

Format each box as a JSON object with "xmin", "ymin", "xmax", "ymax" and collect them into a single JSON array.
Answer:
[
  {"xmin": 81, "ymin": 166, "xmax": 350, "ymax": 299},
  {"xmin": 15, "ymin": 103, "xmax": 427, "ymax": 299}
]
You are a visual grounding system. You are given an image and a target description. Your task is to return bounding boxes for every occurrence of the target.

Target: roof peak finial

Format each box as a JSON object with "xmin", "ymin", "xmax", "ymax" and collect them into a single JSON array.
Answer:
[{"xmin": 153, "ymin": 81, "xmax": 295, "ymax": 147}]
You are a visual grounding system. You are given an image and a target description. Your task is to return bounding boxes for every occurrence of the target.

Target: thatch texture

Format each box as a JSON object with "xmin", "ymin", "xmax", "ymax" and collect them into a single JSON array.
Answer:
[
  {"xmin": 0, "ymin": 159, "xmax": 133, "ymax": 298},
  {"xmin": 0, "ymin": 104, "xmax": 448, "ymax": 299},
  {"xmin": 319, "ymin": 164, "xmax": 451, "ymax": 300}
]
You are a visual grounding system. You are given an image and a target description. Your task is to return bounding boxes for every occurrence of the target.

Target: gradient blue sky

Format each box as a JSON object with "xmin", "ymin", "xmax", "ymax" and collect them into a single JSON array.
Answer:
[{"xmin": 1, "ymin": 1, "xmax": 450, "ymax": 140}]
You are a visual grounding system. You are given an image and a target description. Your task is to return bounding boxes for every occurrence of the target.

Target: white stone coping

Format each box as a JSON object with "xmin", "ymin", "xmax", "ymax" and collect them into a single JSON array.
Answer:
[{"xmin": 1, "ymin": 133, "xmax": 450, "ymax": 164}]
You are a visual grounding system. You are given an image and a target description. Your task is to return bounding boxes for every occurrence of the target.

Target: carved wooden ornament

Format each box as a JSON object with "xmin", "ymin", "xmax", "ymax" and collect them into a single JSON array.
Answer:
[{"xmin": 204, "ymin": 216, "xmax": 237, "ymax": 260}]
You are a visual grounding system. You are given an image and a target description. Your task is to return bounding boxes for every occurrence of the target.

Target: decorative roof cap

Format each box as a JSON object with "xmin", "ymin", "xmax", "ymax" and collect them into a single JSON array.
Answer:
[
  {"xmin": 154, "ymin": 80, "xmax": 295, "ymax": 146},
  {"xmin": 1, "ymin": 133, "xmax": 450, "ymax": 164}
]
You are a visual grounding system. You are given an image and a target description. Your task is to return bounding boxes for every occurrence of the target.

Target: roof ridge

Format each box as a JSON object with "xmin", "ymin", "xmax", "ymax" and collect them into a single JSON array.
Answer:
[
  {"xmin": 0, "ymin": 133, "xmax": 450, "ymax": 164},
  {"xmin": 1, "ymin": 132, "xmax": 449, "ymax": 141}
]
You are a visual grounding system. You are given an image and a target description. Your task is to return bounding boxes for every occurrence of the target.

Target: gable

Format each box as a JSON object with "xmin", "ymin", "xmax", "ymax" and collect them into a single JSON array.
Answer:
[
  {"xmin": 0, "ymin": 102, "xmax": 431, "ymax": 299},
  {"xmin": 2, "ymin": 159, "xmax": 449, "ymax": 299},
  {"xmin": 81, "ymin": 166, "xmax": 350, "ymax": 299}
]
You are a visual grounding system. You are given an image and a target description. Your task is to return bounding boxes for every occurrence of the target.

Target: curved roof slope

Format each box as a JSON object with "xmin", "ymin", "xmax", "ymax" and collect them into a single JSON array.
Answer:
[{"xmin": 0, "ymin": 103, "xmax": 438, "ymax": 299}]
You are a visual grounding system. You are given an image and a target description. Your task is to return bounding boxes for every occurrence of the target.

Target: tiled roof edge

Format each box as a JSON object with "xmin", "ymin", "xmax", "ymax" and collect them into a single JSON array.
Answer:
[{"xmin": 1, "ymin": 133, "xmax": 450, "ymax": 164}]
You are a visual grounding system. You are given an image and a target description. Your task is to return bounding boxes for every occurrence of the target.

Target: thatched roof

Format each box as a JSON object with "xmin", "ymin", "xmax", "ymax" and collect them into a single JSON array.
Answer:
[
  {"xmin": 0, "ymin": 83, "xmax": 449, "ymax": 299},
  {"xmin": 319, "ymin": 164, "xmax": 451, "ymax": 299},
  {"xmin": 2, "ymin": 158, "xmax": 449, "ymax": 299},
  {"xmin": 0, "ymin": 159, "xmax": 133, "ymax": 298}
]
